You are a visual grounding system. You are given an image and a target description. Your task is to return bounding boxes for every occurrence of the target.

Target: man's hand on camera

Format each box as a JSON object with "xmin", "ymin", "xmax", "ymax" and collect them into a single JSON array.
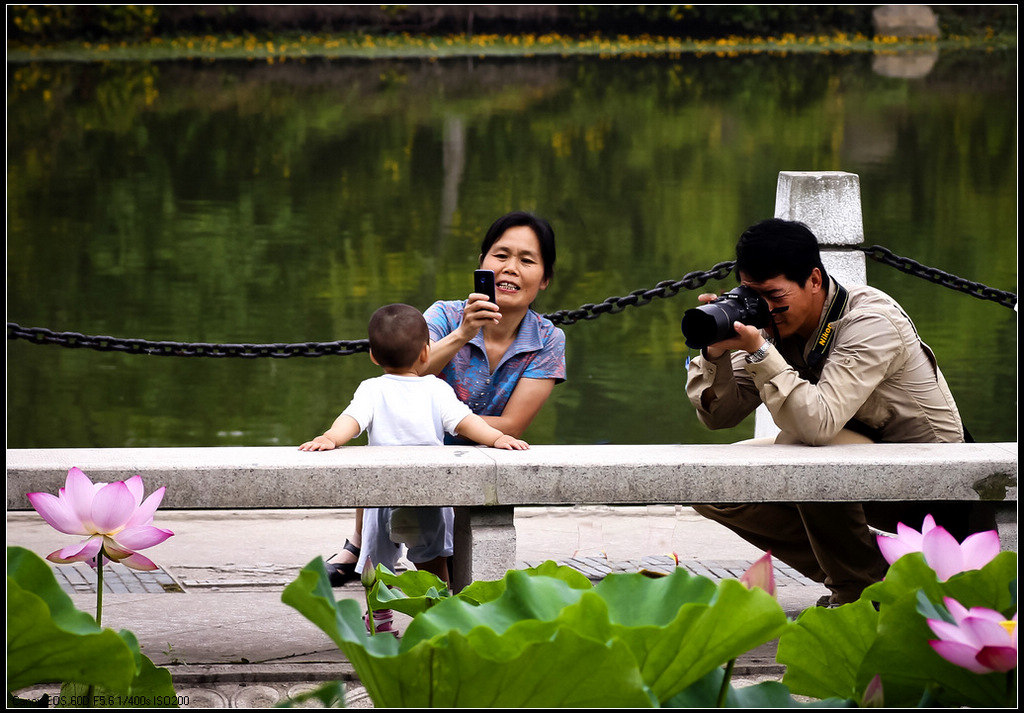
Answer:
[{"xmin": 704, "ymin": 322, "xmax": 766, "ymax": 359}]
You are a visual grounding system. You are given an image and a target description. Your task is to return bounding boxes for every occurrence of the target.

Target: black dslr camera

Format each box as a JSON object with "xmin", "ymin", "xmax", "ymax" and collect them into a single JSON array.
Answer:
[{"xmin": 681, "ymin": 285, "xmax": 771, "ymax": 349}]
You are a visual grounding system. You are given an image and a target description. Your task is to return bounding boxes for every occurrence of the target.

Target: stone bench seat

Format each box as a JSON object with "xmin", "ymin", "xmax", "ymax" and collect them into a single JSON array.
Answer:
[{"xmin": 7, "ymin": 443, "xmax": 1017, "ymax": 590}]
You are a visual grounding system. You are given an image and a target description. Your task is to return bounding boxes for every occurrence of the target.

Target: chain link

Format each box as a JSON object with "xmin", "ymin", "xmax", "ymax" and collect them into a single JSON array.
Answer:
[
  {"xmin": 7, "ymin": 248, "xmax": 1015, "ymax": 357},
  {"xmin": 543, "ymin": 261, "xmax": 735, "ymax": 326},
  {"xmin": 4, "ymin": 324, "xmax": 371, "ymax": 358},
  {"xmin": 858, "ymin": 245, "xmax": 1017, "ymax": 309}
]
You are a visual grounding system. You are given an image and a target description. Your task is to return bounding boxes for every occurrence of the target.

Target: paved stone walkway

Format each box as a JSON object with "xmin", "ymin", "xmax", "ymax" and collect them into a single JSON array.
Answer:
[{"xmin": 10, "ymin": 506, "xmax": 824, "ymax": 708}]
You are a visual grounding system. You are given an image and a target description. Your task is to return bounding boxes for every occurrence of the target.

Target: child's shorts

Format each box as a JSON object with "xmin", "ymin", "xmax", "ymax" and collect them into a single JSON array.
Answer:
[
  {"xmin": 388, "ymin": 506, "xmax": 454, "ymax": 563},
  {"xmin": 357, "ymin": 506, "xmax": 454, "ymax": 572}
]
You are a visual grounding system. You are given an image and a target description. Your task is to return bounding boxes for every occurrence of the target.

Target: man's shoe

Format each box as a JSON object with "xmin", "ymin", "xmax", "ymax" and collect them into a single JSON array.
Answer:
[{"xmin": 816, "ymin": 593, "xmax": 840, "ymax": 609}]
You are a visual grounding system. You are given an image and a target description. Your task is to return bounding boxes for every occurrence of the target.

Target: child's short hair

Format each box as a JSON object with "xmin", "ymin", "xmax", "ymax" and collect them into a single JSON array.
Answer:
[{"xmin": 368, "ymin": 303, "xmax": 429, "ymax": 369}]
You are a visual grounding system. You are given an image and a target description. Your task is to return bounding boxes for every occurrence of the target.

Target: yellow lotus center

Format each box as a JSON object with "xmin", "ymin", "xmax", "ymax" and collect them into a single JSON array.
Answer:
[{"xmin": 999, "ymin": 620, "xmax": 1016, "ymax": 635}]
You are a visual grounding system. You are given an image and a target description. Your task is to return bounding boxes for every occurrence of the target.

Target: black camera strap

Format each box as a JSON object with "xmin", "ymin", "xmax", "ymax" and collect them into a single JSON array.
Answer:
[{"xmin": 806, "ymin": 278, "xmax": 849, "ymax": 370}]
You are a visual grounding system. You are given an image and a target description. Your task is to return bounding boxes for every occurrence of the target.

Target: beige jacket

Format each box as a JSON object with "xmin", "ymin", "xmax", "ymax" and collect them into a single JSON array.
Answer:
[{"xmin": 685, "ymin": 280, "xmax": 965, "ymax": 444}]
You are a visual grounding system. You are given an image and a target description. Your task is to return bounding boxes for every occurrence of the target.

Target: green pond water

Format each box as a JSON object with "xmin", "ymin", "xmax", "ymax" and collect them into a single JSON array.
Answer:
[{"xmin": 6, "ymin": 48, "xmax": 1017, "ymax": 448}]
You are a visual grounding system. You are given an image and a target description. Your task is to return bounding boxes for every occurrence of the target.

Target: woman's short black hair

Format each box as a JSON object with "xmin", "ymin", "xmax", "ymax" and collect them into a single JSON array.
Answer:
[
  {"xmin": 479, "ymin": 211, "xmax": 556, "ymax": 282},
  {"xmin": 735, "ymin": 218, "xmax": 827, "ymax": 285}
]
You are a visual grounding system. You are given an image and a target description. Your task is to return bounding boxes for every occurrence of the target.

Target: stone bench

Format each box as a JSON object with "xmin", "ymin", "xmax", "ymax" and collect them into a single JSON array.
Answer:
[{"xmin": 7, "ymin": 443, "xmax": 1017, "ymax": 590}]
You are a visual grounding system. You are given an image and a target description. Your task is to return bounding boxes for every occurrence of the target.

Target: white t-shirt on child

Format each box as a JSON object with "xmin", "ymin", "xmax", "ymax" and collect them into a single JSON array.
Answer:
[
  {"xmin": 341, "ymin": 373, "xmax": 472, "ymax": 572},
  {"xmin": 341, "ymin": 373, "xmax": 472, "ymax": 446}
]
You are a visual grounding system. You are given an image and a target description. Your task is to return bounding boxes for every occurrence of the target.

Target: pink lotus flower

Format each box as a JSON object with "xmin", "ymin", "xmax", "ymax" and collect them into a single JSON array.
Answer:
[
  {"xmin": 876, "ymin": 514, "xmax": 1000, "ymax": 581},
  {"xmin": 928, "ymin": 597, "xmax": 1017, "ymax": 674},
  {"xmin": 861, "ymin": 674, "xmax": 884, "ymax": 707},
  {"xmin": 740, "ymin": 551, "xmax": 776, "ymax": 597},
  {"xmin": 361, "ymin": 557, "xmax": 376, "ymax": 589},
  {"xmin": 27, "ymin": 467, "xmax": 174, "ymax": 571}
]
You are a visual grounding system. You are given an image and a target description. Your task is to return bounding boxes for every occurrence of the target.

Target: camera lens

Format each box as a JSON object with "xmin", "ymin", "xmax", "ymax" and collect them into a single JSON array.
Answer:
[
  {"xmin": 681, "ymin": 286, "xmax": 770, "ymax": 350},
  {"xmin": 681, "ymin": 306, "xmax": 737, "ymax": 349}
]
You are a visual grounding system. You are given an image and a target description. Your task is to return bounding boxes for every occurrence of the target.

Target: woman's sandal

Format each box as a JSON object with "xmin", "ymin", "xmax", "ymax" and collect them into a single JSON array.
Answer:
[{"xmin": 325, "ymin": 539, "xmax": 361, "ymax": 587}]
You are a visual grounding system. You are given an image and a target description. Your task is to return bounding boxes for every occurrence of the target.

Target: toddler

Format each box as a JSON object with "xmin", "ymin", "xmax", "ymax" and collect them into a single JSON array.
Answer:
[{"xmin": 299, "ymin": 303, "xmax": 528, "ymax": 634}]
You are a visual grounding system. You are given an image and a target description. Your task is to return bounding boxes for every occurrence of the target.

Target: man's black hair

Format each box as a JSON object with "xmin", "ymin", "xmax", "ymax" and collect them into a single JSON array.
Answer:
[{"xmin": 735, "ymin": 218, "xmax": 827, "ymax": 285}]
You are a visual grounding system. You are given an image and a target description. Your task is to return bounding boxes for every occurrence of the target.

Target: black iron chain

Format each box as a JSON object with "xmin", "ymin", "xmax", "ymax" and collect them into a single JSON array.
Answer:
[
  {"xmin": 543, "ymin": 261, "xmax": 736, "ymax": 326},
  {"xmin": 7, "ymin": 249, "xmax": 1015, "ymax": 358},
  {"xmin": 3, "ymin": 325, "xmax": 371, "ymax": 358},
  {"xmin": 858, "ymin": 245, "xmax": 1017, "ymax": 309}
]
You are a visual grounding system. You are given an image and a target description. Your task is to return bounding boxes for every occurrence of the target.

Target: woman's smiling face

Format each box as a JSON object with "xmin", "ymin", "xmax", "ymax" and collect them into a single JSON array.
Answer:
[{"xmin": 479, "ymin": 225, "xmax": 549, "ymax": 309}]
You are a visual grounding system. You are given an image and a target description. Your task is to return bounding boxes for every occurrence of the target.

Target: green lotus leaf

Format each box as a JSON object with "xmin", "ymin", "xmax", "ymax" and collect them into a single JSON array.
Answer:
[
  {"xmin": 7, "ymin": 547, "xmax": 175, "ymax": 703},
  {"xmin": 863, "ymin": 589, "xmax": 1016, "ymax": 708},
  {"xmin": 665, "ymin": 667, "xmax": 854, "ymax": 708},
  {"xmin": 404, "ymin": 570, "xmax": 587, "ymax": 644},
  {"xmin": 596, "ymin": 572, "xmax": 789, "ymax": 700},
  {"xmin": 285, "ymin": 559, "xmax": 801, "ymax": 707},
  {"xmin": 778, "ymin": 599, "xmax": 879, "ymax": 701},
  {"xmin": 284, "ymin": 563, "xmax": 652, "ymax": 707},
  {"xmin": 456, "ymin": 560, "xmax": 593, "ymax": 605},
  {"xmin": 7, "ymin": 546, "xmax": 101, "ymax": 635},
  {"xmin": 782, "ymin": 552, "xmax": 1018, "ymax": 709},
  {"xmin": 368, "ymin": 565, "xmax": 451, "ymax": 618}
]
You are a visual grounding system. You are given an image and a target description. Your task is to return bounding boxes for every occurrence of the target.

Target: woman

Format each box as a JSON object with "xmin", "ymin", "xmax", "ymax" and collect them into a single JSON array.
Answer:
[{"xmin": 328, "ymin": 211, "xmax": 566, "ymax": 585}]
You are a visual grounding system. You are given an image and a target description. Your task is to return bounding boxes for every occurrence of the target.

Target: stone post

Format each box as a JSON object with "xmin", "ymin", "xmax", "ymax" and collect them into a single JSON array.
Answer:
[
  {"xmin": 754, "ymin": 171, "xmax": 867, "ymax": 439},
  {"xmin": 452, "ymin": 505, "xmax": 517, "ymax": 592}
]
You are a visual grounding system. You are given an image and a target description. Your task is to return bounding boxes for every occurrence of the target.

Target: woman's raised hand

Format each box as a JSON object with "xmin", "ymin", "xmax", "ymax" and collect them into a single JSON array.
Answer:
[{"xmin": 458, "ymin": 292, "xmax": 501, "ymax": 337}]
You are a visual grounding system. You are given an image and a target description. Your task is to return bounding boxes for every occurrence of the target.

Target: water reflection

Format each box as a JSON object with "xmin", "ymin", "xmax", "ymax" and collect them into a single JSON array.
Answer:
[
  {"xmin": 871, "ymin": 51, "xmax": 939, "ymax": 79},
  {"xmin": 6, "ymin": 50, "xmax": 1017, "ymax": 447}
]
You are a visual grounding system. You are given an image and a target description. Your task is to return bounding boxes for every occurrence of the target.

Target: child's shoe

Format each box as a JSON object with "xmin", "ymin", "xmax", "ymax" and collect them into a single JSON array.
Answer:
[{"xmin": 365, "ymin": 609, "xmax": 399, "ymax": 637}]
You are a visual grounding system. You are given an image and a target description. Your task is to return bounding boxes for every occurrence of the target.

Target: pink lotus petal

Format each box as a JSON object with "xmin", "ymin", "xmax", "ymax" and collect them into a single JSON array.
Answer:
[
  {"xmin": 921, "ymin": 526, "xmax": 965, "ymax": 581},
  {"xmin": 976, "ymin": 645, "xmax": 1018, "ymax": 673},
  {"xmin": 101, "ymin": 540, "xmax": 136, "ymax": 561},
  {"xmin": 118, "ymin": 552, "xmax": 159, "ymax": 571},
  {"xmin": 919, "ymin": 514, "xmax": 938, "ymax": 534},
  {"xmin": 740, "ymin": 551, "xmax": 776, "ymax": 596},
  {"xmin": 27, "ymin": 491, "xmax": 89, "ymax": 536},
  {"xmin": 116, "ymin": 525, "xmax": 174, "ymax": 550},
  {"xmin": 862, "ymin": 674, "xmax": 884, "ymax": 707},
  {"xmin": 960, "ymin": 615, "xmax": 1015, "ymax": 646},
  {"xmin": 929, "ymin": 599, "xmax": 1018, "ymax": 675},
  {"xmin": 64, "ymin": 467, "xmax": 99, "ymax": 531},
  {"xmin": 123, "ymin": 486, "xmax": 166, "ymax": 530},
  {"xmin": 930, "ymin": 640, "xmax": 992, "ymax": 674},
  {"xmin": 123, "ymin": 475, "xmax": 145, "ymax": 506},
  {"xmin": 962, "ymin": 607, "xmax": 1013, "ymax": 627},
  {"xmin": 91, "ymin": 480, "xmax": 138, "ymax": 532},
  {"xmin": 895, "ymin": 520, "xmax": 925, "ymax": 544},
  {"xmin": 928, "ymin": 619, "xmax": 974, "ymax": 646},
  {"xmin": 877, "ymin": 533, "xmax": 916, "ymax": 565},
  {"xmin": 47, "ymin": 537, "xmax": 103, "ymax": 565},
  {"xmin": 959, "ymin": 530, "xmax": 1001, "ymax": 571},
  {"xmin": 943, "ymin": 597, "xmax": 970, "ymax": 621}
]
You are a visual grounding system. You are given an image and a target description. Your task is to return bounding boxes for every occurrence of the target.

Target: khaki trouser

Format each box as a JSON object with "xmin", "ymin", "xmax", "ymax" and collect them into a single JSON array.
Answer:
[{"xmin": 693, "ymin": 429, "xmax": 989, "ymax": 604}]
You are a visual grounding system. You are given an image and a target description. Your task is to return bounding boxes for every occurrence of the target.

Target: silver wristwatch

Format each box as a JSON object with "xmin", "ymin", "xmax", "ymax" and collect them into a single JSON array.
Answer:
[{"xmin": 746, "ymin": 342, "xmax": 771, "ymax": 364}]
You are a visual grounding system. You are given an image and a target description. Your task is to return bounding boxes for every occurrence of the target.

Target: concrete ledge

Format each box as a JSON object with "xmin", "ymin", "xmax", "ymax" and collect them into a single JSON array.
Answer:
[
  {"xmin": 8, "ymin": 443, "xmax": 1016, "ymax": 591},
  {"xmin": 7, "ymin": 443, "xmax": 1017, "ymax": 510},
  {"xmin": 7, "ymin": 446, "xmax": 497, "ymax": 510}
]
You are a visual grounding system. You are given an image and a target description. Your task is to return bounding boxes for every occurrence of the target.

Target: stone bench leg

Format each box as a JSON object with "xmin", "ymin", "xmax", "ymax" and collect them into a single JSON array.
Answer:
[
  {"xmin": 994, "ymin": 502, "xmax": 1017, "ymax": 552},
  {"xmin": 452, "ymin": 506, "xmax": 516, "ymax": 592}
]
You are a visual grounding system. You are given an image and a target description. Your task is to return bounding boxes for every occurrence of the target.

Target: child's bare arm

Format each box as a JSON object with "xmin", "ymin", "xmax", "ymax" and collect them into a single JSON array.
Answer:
[
  {"xmin": 298, "ymin": 414, "xmax": 361, "ymax": 451},
  {"xmin": 455, "ymin": 413, "xmax": 530, "ymax": 450}
]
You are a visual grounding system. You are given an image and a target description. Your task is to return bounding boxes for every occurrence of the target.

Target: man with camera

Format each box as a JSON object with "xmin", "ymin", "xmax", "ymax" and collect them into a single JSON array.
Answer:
[{"xmin": 683, "ymin": 218, "xmax": 990, "ymax": 606}]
